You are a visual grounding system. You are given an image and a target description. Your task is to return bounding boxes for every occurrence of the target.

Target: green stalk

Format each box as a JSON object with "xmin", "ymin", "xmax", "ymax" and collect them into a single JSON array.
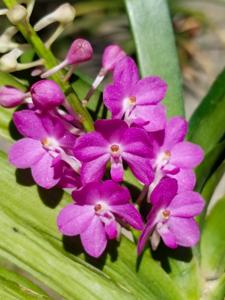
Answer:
[{"xmin": 3, "ymin": 0, "xmax": 94, "ymax": 131}]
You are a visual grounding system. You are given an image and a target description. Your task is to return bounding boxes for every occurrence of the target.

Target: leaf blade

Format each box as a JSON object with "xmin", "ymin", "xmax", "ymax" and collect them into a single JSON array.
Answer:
[{"xmin": 125, "ymin": 0, "xmax": 184, "ymax": 117}]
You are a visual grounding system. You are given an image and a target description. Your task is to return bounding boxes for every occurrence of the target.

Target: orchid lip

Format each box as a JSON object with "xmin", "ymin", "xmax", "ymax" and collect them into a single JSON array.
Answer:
[{"xmin": 41, "ymin": 137, "xmax": 59, "ymax": 150}]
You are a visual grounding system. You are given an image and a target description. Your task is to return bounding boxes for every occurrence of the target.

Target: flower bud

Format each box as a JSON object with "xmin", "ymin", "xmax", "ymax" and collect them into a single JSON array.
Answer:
[
  {"xmin": 0, "ymin": 86, "xmax": 26, "ymax": 108},
  {"xmin": 102, "ymin": 45, "xmax": 126, "ymax": 72},
  {"xmin": 66, "ymin": 38, "xmax": 93, "ymax": 65},
  {"xmin": 0, "ymin": 49, "xmax": 23, "ymax": 72},
  {"xmin": 53, "ymin": 3, "xmax": 76, "ymax": 25},
  {"xmin": 30, "ymin": 80, "xmax": 65, "ymax": 110},
  {"xmin": 41, "ymin": 38, "xmax": 93, "ymax": 78},
  {"xmin": 34, "ymin": 3, "xmax": 75, "ymax": 31},
  {"xmin": 6, "ymin": 4, "xmax": 27, "ymax": 25}
]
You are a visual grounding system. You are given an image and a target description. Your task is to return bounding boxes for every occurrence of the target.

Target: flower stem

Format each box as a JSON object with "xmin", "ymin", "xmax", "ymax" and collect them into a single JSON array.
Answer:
[
  {"xmin": 3, "ymin": 0, "xmax": 94, "ymax": 132},
  {"xmin": 136, "ymin": 185, "xmax": 149, "ymax": 206}
]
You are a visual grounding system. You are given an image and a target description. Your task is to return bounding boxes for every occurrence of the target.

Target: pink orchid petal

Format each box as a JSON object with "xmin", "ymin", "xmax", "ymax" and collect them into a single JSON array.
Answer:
[
  {"xmin": 31, "ymin": 152, "xmax": 61, "ymax": 189},
  {"xmin": 132, "ymin": 76, "xmax": 167, "ymax": 105},
  {"xmin": 80, "ymin": 215, "xmax": 107, "ymax": 258},
  {"xmin": 170, "ymin": 141, "xmax": 204, "ymax": 168},
  {"xmin": 157, "ymin": 223, "xmax": 177, "ymax": 248},
  {"xmin": 163, "ymin": 117, "xmax": 188, "ymax": 150},
  {"xmin": 80, "ymin": 154, "xmax": 110, "ymax": 184},
  {"xmin": 99, "ymin": 180, "xmax": 131, "ymax": 205},
  {"xmin": 131, "ymin": 104, "xmax": 166, "ymax": 132},
  {"xmin": 137, "ymin": 208, "xmax": 158, "ymax": 255},
  {"xmin": 57, "ymin": 204, "xmax": 94, "ymax": 236},
  {"xmin": 168, "ymin": 217, "xmax": 200, "ymax": 247},
  {"xmin": 121, "ymin": 127, "xmax": 152, "ymax": 157},
  {"xmin": 103, "ymin": 83, "xmax": 126, "ymax": 119},
  {"xmin": 123, "ymin": 153, "xmax": 154, "ymax": 185},
  {"xmin": 13, "ymin": 110, "xmax": 48, "ymax": 140},
  {"xmin": 150, "ymin": 177, "xmax": 178, "ymax": 206},
  {"xmin": 9, "ymin": 138, "xmax": 45, "ymax": 168},
  {"xmin": 94, "ymin": 119, "xmax": 128, "ymax": 143},
  {"xmin": 105, "ymin": 220, "xmax": 117, "ymax": 240},
  {"xmin": 113, "ymin": 56, "xmax": 139, "ymax": 88},
  {"xmin": 74, "ymin": 132, "xmax": 108, "ymax": 161},
  {"xmin": 168, "ymin": 191, "xmax": 204, "ymax": 217},
  {"xmin": 72, "ymin": 182, "xmax": 102, "ymax": 205},
  {"xmin": 169, "ymin": 169, "xmax": 196, "ymax": 192},
  {"xmin": 111, "ymin": 204, "xmax": 144, "ymax": 230},
  {"xmin": 110, "ymin": 159, "xmax": 124, "ymax": 182}
]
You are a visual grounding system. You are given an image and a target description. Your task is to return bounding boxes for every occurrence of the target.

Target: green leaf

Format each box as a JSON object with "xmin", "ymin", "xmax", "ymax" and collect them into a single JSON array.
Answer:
[
  {"xmin": 0, "ymin": 151, "xmax": 185, "ymax": 300},
  {"xmin": 195, "ymin": 140, "xmax": 225, "ymax": 192},
  {"xmin": 168, "ymin": 256, "xmax": 201, "ymax": 300},
  {"xmin": 125, "ymin": 0, "xmax": 184, "ymax": 117},
  {"xmin": 197, "ymin": 160, "xmax": 225, "ymax": 228},
  {"xmin": 0, "ymin": 266, "xmax": 50, "ymax": 299},
  {"xmin": 201, "ymin": 161, "xmax": 225, "ymax": 204},
  {"xmin": 188, "ymin": 68, "xmax": 225, "ymax": 153},
  {"xmin": 204, "ymin": 273, "xmax": 225, "ymax": 300},
  {"xmin": 200, "ymin": 196, "xmax": 225, "ymax": 278}
]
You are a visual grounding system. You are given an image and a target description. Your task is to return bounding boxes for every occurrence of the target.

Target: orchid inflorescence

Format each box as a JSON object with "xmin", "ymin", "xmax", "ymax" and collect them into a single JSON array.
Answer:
[{"xmin": 0, "ymin": 37, "xmax": 205, "ymax": 258}]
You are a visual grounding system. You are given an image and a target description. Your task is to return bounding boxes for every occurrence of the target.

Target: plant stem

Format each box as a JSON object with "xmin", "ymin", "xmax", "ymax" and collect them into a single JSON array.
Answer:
[{"xmin": 3, "ymin": 0, "xmax": 94, "ymax": 131}]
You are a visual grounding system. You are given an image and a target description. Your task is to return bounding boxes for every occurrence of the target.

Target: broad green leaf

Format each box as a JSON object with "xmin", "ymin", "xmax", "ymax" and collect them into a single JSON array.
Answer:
[
  {"xmin": 0, "ymin": 72, "xmax": 27, "ymax": 142},
  {"xmin": 201, "ymin": 161, "xmax": 225, "ymax": 204},
  {"xmin": 197, "ymin": 161, "xmax": 225, "ymax": 227},
  {"xmin": 0, "ymin": 266, "xmax": 50, "ymax": 299},
  {"xmin": 125, "ymin": 0, "xmax": 184, "ymax": 117},
  {"xmin": 188, "ymin": 68, "xmax": 225, "ymax": 153},
  {"xmin": 201, "ymin": 196, "xmax": 225, "ymax": 278},
  {"xmin": 0, "ymin": 151, "xmax": 185, "ymax": 300},
  {"xmin": 195, "ymin": 140, "xmax": 225, "ymax": 192},
  {"xmin": 204, "ymin": 273, "xmax": 225, "ymax": 300},
  {"xmin": 168, "ymin": 256, "xmax": 201, "ymax": 300}
]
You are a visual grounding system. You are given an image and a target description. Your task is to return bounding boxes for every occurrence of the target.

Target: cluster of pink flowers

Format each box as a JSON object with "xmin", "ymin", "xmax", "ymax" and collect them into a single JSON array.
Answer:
[{"xmin": 0, "ymin": 38, "xmax": 205, "ymax": 258}]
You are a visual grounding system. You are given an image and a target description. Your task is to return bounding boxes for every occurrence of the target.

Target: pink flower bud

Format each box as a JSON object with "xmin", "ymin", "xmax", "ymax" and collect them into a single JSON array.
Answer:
[
  {"xmin": 0, "ymin": 86, "xmax": 26, "ymax": 108},
  {"xmin": 66, "ymin": 38, "xmax": 93, "ymax": 65},
  {"xmin": 30, "ymin": 80, "xmax": 65, "ymax": 110},
  {"xmin": 102, "ymin": 45, "xmax": 126, "ymax": 72},
  {"xmin": 41, "ymin": 38, "xmax": 93, "ymax": 79}
]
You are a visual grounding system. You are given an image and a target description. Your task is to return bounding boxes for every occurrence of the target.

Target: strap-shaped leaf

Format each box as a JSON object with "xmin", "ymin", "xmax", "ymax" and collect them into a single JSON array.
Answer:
[
  {"xmin": 200, "ymin": 196, "xmax": 225, "ymax": 278},
  {"xmin": 188, "ymin": 68, "xmax": 225, "ymax": 153},
  {"xmin": 0, "ymin": 151, "xmax": 185, "ymax": 300},
  {"xmin": 195, "ymin": 140, "xmax": 225, "ymax": 192},
  {"xmin": 0, "ymin": 266, "xmax": 50, "ymax": 299},
  {"xmin": 125, "ymin": 0, "xmax": 184, "ymax": 117}
]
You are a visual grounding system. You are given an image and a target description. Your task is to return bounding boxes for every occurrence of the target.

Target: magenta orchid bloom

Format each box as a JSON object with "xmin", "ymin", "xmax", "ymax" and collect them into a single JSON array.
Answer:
[
  {"xmin": 103, "ymin": 56, "xmax": 167, "ymax": 132},
  {"xmin": 58, "ymin": 166, "xmax": 82, "ymax": 190},
  {"xmin": 74, "ymin": 119, "xmax": 154, "ymax": 185},
  {"xmin": 57, "ymin": 180, "xmax": 144, "ymax": 257},
  {"xmin": 138, "ymin": 177, "xmax": 204, "ymax": 254},
  {"xmin": 9, "ymin": 110, "xmax": 78, "ymax": 189},
  {"xmin": 150, "ymin": 116, "xmax": 204, "ymax": 192}
]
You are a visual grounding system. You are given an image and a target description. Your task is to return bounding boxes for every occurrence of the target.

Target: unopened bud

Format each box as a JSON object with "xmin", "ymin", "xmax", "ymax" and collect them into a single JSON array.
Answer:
[
  {"xmin": 0, "ymin": 49, "xmax": 23, "ymax": 72},
  {"xmin": 30, "ymin": 80, "xmax": 65, "ymax": 110},
  {"xmin": 41, "ymin": 38, "xmax": 93, "ymax": 78},
  {"xmin": 34, "ymin": 3, "xmax": 75, "ymax": 31},
  {"xmin": 102, "ymin": 45, "xmax": 126, "ymax": 72},
  {"xmin": 6, "ymin": 4, "xmax": 27, "ymax": 25},
  {"xmin": 66, "ymin": 38, "xmax": 93, "ymax": 65},
  {"xmin": 0, "ymin": 86, "xmax": 26, "ymax": 108}
]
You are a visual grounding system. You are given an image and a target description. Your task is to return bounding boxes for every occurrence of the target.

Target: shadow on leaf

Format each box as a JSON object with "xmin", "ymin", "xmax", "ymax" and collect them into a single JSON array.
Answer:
[
  {"xmin": 151, "ymin": 242, "xmax": 193, "ymax": 273},
  {"xmin": 62, "ymin": 235, "xmax": 119, "ymax": 270},
  {"xmin": 38, "ymin": 186, "xmax": 64, "ymax": 208}
]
